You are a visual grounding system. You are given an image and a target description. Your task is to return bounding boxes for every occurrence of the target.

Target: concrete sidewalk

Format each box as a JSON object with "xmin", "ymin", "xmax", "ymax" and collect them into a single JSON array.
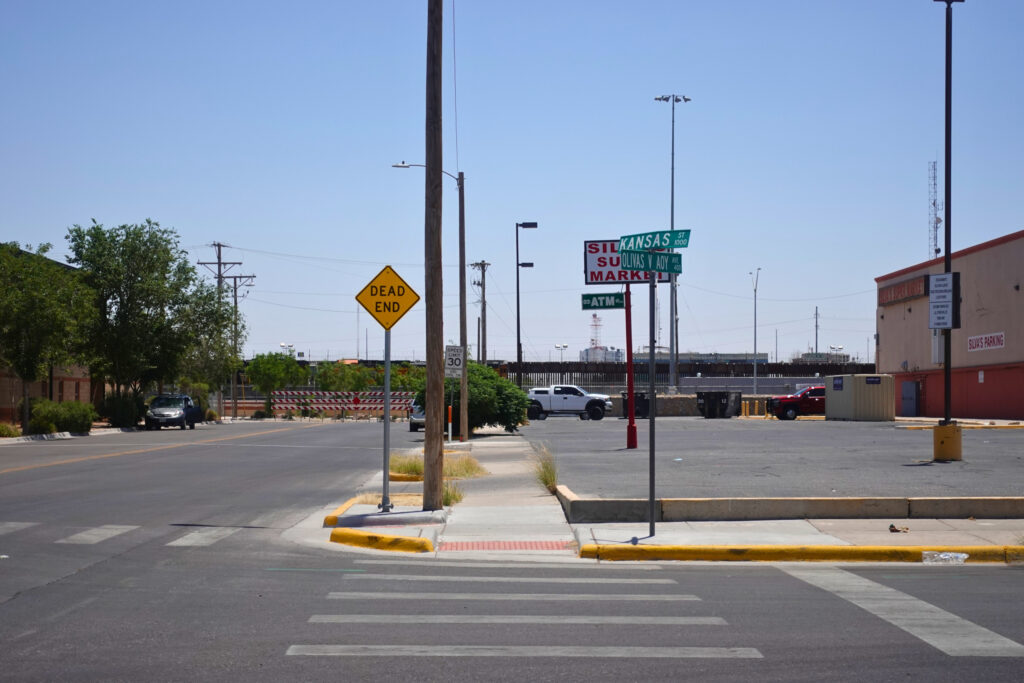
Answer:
[{"xmin": 317, "ymin": 430, "xmax": 1024, "ymax": 563}]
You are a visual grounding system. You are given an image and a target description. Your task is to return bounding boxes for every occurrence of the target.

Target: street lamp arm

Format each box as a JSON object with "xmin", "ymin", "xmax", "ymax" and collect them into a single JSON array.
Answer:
[{"xmin": 393, "ymin": 161, "xmax": 460, "ymax": 184}]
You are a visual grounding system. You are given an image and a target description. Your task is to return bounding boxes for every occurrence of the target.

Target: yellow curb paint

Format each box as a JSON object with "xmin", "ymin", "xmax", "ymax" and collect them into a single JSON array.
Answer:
[
  {"xmin": 579, "ymin": 544, "xmax": 1024, "ymax": 563},
  {"xmin": 0, "ymin": 423, "xmax": 322, "ymax": 477},
  {"xmin": 389, "ymin": 472, "xmax": 423, "ymax": 482},
  {"xmin": 322, "ymin": 497, "xmax": 360, "ymax": 527},
  {"xmin": 329, "ymin": 527, "xmax": 433, "ymax": 553}
]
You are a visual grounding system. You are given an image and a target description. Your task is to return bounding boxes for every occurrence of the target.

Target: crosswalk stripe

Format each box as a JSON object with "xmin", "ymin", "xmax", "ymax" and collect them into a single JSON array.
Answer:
[
  {"xmin": 287, "ymin": 645, "xmax": 761, "ymax": 658},
  {"xmin": 55, "ymin": 525, "xmax": 139, "ymax": 545},
  {"xmin": 165, "ymin": 527, "xmax": 240, "ymax": 547},
  {"xmin": 353, "ymin": 559, "xmax": 663, "ymax": 570},
  {"xmin": 327, "ymin": 591, "xmax": 699, "ymax": 602},
  {"xmin": 0, "ymin": 522, "xmax": 37, "ymax": 535},
  {"xmin": 782, "ymin": 566, "xmax": 1024, "ymax": 657},
  {"xmin": 343, "ymin": 573, "xmax": 675, "ymax": 585},
  {"xmin": 309, "ymin": 615, "xmax": 727, "ymax": 625}
]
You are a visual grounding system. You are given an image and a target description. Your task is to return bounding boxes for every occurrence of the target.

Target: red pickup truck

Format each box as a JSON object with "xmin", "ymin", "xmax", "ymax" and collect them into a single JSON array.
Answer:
[{"xmin": 767, "ymin": 386, "xmax": 826, "ymax": 420}]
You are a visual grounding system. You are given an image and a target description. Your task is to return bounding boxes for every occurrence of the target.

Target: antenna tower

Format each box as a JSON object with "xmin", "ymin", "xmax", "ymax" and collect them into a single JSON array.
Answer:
[
  {"xmin": 589, "ymin": 313, "xmax": 603, "ymax": 349},
  {"xmin": 929, "ymin": 161, "xmax": 943, "ymax": 258}
]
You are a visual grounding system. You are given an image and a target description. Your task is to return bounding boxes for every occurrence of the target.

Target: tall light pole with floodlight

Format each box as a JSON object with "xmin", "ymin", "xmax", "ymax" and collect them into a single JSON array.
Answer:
[
  {"xmin": 750, "ymin": 267, "xmax": 760, "ymax": 395},
  {"xmin": 654, "ymin": 93, "xmax": 691, "ymax": 391},
  {"xmin": 515, "ymin": 221, "xmax": 538, "ymax": 387},
  {"xmin": 394, "ymin": 161, "xmax": 469, "ymax": 442}
]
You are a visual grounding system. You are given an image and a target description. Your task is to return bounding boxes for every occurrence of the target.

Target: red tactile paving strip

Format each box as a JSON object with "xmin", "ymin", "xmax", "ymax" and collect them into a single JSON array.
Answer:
[{"xmin": 438, "ymin": 540, "xmax": 576, "ymax": 551}]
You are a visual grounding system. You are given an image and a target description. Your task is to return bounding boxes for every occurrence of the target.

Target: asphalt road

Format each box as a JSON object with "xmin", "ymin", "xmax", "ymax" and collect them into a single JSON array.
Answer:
[
  {"xmin": 518, "ymin": 416, "xmax": 1024, "ymax": 499},
  {"xmin": 2, "ymin": 420, "xmax": 1023, "ymax": 680}
]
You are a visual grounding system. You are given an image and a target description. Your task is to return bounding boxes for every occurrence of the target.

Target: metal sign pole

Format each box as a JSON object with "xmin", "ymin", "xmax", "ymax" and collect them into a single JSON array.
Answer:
[
  {"xmin": 648, "ymin": 268, "xmax": 657, "ymax": 537},
  {"xmin": 380, "ymin": 329, "xmax": 393, "ymax": 511}
]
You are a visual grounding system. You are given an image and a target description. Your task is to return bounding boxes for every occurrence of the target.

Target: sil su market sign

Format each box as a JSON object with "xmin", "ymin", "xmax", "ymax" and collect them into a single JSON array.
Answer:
[{"xmin": 584, "ymin": 240, "xmax": 670, "ymax": 285}]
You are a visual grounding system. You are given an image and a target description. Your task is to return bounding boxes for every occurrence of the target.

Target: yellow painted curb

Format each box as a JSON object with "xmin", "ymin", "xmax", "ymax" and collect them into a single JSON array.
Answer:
[
  {"xmin": 322, "ymin": 497, "xmax": 359, "ymax": 527},
  {"xmin": 579, "ymin": 544, "xmax": 1024, "ymax": 563},
  {"xmin": 329, "ymin": 527, "xmax": 433, "ymax": 553},
  {"xmin": 389, "ymin": 472, "xmax": 423, "ymax": 482}
]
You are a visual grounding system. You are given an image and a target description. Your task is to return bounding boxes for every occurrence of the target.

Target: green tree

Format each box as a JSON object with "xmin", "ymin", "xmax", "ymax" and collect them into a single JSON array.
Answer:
[
  {"xmin": 415, "ymin": 362, "xmax": 528, "ymax": 434},
  {"xmin": 0, "ymin": 243, "xmax": 94, "ymax": 429},
  {"xmin": 318, "ymin": 362, "xmax": 425, "ymax": 392},
  {"xmin": 244, "ymin": 351, "xmax": 308, "ymax": 413},
  {"xmin": 65, "ymin": 220, "xmax": 229, "ymax": 424}
]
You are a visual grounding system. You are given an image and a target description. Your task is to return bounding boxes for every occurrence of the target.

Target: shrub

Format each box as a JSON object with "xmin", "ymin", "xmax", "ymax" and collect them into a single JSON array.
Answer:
[
  {"xmin": 101, "ymin": 394, "xmax": 143, "ymax": 428},
  {"xmin": 0, "ymin": 423, "xmax": 21, "ymax": 438},
  {"xmin": 28, "ymin": 399, "xmax": 60, "ymax": 435},
  {"xmin": 205, "ymin": 409, "xmax": 219, "ymax": 422},
  {"xmin": 252, "ymin": 410, "xmax": 267, "ymax": 420},
  {"xmin": 55, "ymin": 402, "xmax": 98, "ymax": 433}
]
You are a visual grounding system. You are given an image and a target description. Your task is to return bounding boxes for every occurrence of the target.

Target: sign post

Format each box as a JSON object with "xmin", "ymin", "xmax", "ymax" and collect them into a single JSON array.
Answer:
[
  {"xmin": 355, "ymin": 266, "xmax": 420, "ymax": 511},
  {"xmin": 615, "ymin": 229, "xmax": 693, "ymax": 538}
]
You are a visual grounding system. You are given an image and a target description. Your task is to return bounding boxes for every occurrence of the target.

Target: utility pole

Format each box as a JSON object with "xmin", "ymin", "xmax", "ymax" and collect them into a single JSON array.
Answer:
[
  {"xmin": 223, "ymin": 274, "xmax": 255, "ymax": 419},
  {"xmin": 200, "ymin": 242, "xmax": 242, "ymax": 418},
  {"xmin": 814, "ymin": 306, "xmax": 820, "ymax": 355},
  {"xmin": 422, "ymin": 0, "xmax": 444, "ymax": 511},
  {"xmin": 470, "ymin": 260, "xmax": 490, "ymax": 364}
]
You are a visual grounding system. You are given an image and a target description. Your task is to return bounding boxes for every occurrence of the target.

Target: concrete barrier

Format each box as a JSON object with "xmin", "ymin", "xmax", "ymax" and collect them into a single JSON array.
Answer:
[
  {"xmin": 556, "ymin": 486, "xmax": 1024, "ymax": 522},
  {"xmin": 662, "ymin": 497, "xmax": 908, "ymax": 521},
  {"xmin": 909, "ymin": 497, "xmax": 1024, "ymax": 518}
]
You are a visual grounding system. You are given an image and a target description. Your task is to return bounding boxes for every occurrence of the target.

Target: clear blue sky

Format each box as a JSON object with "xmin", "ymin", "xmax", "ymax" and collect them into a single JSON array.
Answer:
[{"xmin": 3, "ymin": 1, "xmax": 1021, "ymax": 364}]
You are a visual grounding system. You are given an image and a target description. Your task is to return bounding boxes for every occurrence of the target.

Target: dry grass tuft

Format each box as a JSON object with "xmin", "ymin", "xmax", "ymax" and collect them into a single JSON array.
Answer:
[{"xmin": 531, "ymin": 442, "xmax": 557, "ymax": 494}]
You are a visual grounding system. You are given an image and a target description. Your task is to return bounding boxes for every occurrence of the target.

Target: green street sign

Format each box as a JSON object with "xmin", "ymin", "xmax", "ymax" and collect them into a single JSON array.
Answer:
[
  {"xmin": 582, "ymin": 292, "xmax": 625, "ymax": 310},
  {"xmin": 619, "ymin": 249, "xmax": 682, "ymax": 274},
  {"xmin": 618, "ymin": 229, "xmax": 690, "ymax": 252}
]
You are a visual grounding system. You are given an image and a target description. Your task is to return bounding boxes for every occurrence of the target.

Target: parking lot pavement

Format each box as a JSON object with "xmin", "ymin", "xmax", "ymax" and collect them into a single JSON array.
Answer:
[{"xmin": 518, "ymin": 416, "xmax": 1024, "ymax": 500}]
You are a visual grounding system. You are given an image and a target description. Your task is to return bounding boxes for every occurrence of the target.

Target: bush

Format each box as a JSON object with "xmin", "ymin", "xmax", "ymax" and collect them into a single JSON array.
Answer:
[
  {"xmin": 26, "ymin": 399, "xmax": 98, "ymax": 434},
  {"xmin": 101, "ymin": 394, "xmax": 143, "ymax": 428},
  {"xmin": 28, "ymin": 399, "xmax": 60, "ymax": 435},
  {"xmin": 0, "ymin": 422, "xmax": 22, "ymax": 438},
  {"xmin": 205, "ymin": 409, "xmax": 219, "ymax": 422},
  {"xmin": 252, "ymin": 410, "xmax": 267, "ymax": 420}
]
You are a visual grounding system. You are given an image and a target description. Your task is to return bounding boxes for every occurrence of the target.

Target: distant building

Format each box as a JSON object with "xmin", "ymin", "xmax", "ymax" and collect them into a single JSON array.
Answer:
[
  {"xmin": 579, "ymin": 346, "xmax": 624, "ymax": 363},
  {"xmin": 875, "ymin": 229, "xmax": 1024, "ymax": 419}
]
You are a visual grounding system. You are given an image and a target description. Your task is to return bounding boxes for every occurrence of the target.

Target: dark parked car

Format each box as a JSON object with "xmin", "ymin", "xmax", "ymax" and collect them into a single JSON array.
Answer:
[
  {"xmin": 145, "ymin": 394, "xmax": 202, "ymax": 430},
  {"xmin": 408, "ymin": 403, "xmax": 426, "ymax": 432}
]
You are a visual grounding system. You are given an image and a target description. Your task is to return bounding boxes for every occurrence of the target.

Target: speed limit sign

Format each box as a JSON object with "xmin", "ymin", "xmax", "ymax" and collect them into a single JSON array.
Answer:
[{"xmin": 444, "ymin": 345, "xmax": 464, "ymax": 378}]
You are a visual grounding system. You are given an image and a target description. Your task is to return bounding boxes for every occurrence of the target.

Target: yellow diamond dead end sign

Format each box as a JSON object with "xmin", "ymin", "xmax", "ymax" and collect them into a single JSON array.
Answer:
[{"xmin": 356, "ymin": 265, "xmax": 420, "ymax": 330}]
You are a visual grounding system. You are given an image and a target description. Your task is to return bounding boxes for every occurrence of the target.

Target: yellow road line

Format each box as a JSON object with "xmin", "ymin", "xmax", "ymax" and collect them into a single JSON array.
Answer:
[{"xmin": 0, "ymin": 424, "xmax": 323, "ymax": 476}]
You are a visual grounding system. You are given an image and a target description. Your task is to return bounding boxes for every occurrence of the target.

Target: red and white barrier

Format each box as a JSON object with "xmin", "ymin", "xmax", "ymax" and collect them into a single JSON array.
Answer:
[{"xmin": 271, "ymin": 391, "xmax": 416, "ymax": 411}]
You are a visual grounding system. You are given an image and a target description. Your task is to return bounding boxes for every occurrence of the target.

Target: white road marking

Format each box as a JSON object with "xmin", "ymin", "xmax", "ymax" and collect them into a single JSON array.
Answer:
[
  {"xmin": 310, "ymin": 614, "xmax": 727, "ymax": 625},
  {"xmin": 327, "ymin": 591, "xmax": 699, "ymax": 602},
  {"xmin": 165, "ymin": 527, "xmax": 240, "ymax": 547},
  {"xmin": 287, "ymin": 645, "xmax": 761, "ymax": 658},
  {"xmin": 782, "ymin": 566, "xmax": 1024, "ymax": 657},
  {"xmin": 343, "ymin": 573, "xmax": 676, "ymax": 585},
  {"xmin": 55, "ymin": 525, "xmax": 139, "ymax": 545},
  {"xmin": 0, "ymin": 522, "xmax": 38, "ymax": 535},
  {"xmin": 354, "ymin": 558, "xmax": 663, "ymax": 570}
]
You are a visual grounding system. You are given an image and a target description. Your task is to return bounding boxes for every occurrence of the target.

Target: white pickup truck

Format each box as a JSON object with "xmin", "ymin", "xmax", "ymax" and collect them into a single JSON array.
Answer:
[{"xmin": 526, "ymin": 385, "xmax": 613, "ymax": 421}]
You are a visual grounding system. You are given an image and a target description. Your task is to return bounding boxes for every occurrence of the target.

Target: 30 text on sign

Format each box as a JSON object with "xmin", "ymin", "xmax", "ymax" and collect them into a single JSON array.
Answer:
[{"xmin": 355, "ymin": 266, "xmax": 420, "ymax": 330}]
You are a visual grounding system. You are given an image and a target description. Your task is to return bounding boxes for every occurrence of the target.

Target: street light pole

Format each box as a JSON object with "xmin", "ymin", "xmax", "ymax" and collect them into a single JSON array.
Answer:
[
  {"xmin": 394, "ymin": 162, "xmax": 469, "ymax": 441},
  {"xmin": 750, "ymin": 268, "xmax": 760, "ymax": 395},
  {"xmin": 655, "ymin": 93, "xmax": 690, "ymax": 392},
  {"xmin": 935, "ymin": 0, "xmax": 963, "ymax": 426},
  {"xmin": 515, "ymin": 221, "xmax": 538, "ymax": 387}
]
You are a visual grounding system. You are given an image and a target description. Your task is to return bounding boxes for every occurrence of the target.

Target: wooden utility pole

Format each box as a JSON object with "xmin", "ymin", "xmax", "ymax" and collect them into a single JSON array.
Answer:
[
  {"xmin": 422, "ymin": 0, "xmax": 444, "ymax": 510},
  {"xmin": 471, "ymin": 260, "xmax": 489, "ymax": 364}
]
